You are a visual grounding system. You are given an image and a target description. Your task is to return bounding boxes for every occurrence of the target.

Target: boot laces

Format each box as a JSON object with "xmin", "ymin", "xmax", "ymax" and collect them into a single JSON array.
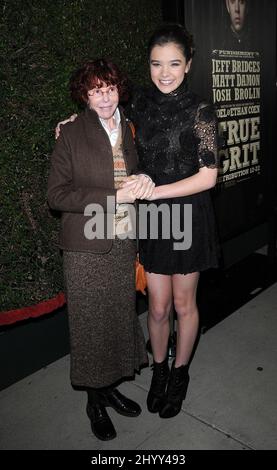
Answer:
[
  {"xmin": 167, "ymin": 368, "xmax": 189, "ymax": 399},
  {"xmin": 150, "ymin": 363, "xmax": 169, "ymax": 392}
]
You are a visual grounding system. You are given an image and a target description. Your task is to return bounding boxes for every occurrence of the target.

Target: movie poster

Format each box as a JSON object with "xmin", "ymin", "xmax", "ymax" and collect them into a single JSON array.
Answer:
[
  {"xmin": 212, "ymin": 50, "xmax": 261, "ymax": 187},
  {"xmin": 211, "ymin": 1, "xmax": 261, "ymax": 189},
  {"xmin": 184, "ymin": 0, "xmax": 275, "ymax": 246}
]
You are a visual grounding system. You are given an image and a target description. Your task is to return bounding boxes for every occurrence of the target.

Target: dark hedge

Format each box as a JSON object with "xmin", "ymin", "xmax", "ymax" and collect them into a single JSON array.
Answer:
[{"xmin": 0, "ymin": 0, "xmax": 162, "ymax": 310}]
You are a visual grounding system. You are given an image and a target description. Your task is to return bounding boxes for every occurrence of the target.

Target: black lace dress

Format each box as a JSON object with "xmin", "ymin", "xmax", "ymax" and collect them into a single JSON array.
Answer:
[{"xmin": 128, "ymin": 81, "xmax": 219, "ymax": 275}]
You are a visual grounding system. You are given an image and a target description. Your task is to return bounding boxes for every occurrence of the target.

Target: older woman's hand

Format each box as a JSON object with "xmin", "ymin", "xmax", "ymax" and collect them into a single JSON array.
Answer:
[
  {"xmin": 55, "ymin": 114, "xmax": 78, "ymax": 139},
  {"xmin": 121, "ymin": 174, "xmax": 155, "ymax": 200},
  {"xmin": 116, "ymin": 180, "xmax": 138, "ymax": 204}
]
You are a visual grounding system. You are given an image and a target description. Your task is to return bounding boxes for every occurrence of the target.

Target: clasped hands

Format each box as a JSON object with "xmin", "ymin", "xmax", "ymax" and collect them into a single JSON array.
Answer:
[
  {"xmin": 55, "ymin": 116, "xmax": 155, "ymax": 203},
  {"xmin": 116, "ymin": 174, "xmax": 155, "ymax": 204}
]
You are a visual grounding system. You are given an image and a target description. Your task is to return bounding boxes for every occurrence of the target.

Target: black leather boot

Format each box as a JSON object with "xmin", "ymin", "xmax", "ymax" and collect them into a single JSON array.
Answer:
[
  {"xmin": 159, "ymin": 360, "xmax": 190, "ymax": 419},
  {"xmin": 147, "ymin": 358, "xmax": 169, "ymax": 413},
  {"xmin": 86, "ymin": 389, "xmax": 116, "ymax": 440},
  {"xmin": 99, "ymin": 388, "xmax": 142, "ymax": 417}
]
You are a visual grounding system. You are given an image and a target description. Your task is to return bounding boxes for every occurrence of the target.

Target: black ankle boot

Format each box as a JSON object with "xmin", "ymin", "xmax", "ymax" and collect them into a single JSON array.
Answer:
[
  {"xmin": 86, "ymin": 389, "xmax": 116, "ymax": 441},
  {"xmin": 159, "ymin": 360, "xmax": 190, "ymax": 419},
  {"xmin": 147, "ymin": 358, "xmax": 169, "ymax": 413}
]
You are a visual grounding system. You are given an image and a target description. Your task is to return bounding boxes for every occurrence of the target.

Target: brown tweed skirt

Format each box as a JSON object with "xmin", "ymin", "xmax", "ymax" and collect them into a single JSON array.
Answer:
[{"xmin": 63, "ymin": 238, "xmax": 148, "ymax": 388}]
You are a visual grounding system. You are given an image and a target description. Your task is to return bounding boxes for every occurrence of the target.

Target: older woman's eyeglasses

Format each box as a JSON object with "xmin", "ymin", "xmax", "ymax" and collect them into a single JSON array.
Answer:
[{"xmin": 88, "ymin": 85, "xmax": 118, "ymax": 99}]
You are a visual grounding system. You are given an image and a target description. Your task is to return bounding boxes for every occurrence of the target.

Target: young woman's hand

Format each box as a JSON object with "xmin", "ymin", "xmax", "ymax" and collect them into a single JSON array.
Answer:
[{"xmin": 144, "ymin": 188, "xmax": 157, "ymax": 201}]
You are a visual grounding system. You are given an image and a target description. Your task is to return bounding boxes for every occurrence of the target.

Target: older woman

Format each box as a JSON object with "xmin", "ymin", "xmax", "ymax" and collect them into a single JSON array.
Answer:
[{"xmin": 47, "ymin": 59, "xmax": 153, "ymax": 441}]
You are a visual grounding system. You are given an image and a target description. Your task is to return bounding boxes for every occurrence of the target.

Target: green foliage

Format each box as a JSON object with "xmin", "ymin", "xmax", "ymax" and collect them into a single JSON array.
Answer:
[{"xmin": 0, "ymin": 0, "xmax": 162, "ymax": 310}]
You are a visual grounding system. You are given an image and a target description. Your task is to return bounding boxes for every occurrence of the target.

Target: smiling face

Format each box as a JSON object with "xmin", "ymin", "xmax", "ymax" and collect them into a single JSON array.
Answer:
[
  {"xmin": 149, "ymin": 42, "xmax": 191, "ymax": 94},
  {"xmin": 87, "ymin": 83, "xmax": 119, "ymax": 122},
  {"xmin": 226, "ymin": 0, "xmax": 247, "ymax": 33}
]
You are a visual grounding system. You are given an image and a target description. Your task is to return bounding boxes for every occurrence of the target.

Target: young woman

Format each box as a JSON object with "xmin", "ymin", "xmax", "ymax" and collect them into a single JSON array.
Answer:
[{"xmin": 127, "ymin": 24, "xmax": 219, "ymax": 419}]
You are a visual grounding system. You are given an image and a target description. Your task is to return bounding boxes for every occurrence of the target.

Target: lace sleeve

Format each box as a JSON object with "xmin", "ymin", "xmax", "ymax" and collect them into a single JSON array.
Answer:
[{"xmin": 194, "ymin": 103, "xmax": 218, "ymax": 168}]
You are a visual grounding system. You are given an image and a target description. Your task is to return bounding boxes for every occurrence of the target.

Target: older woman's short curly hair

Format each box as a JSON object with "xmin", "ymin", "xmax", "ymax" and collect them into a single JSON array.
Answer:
[{"xmin": 70, "ymin": 59, "xmax": 129, "ymax": 105}]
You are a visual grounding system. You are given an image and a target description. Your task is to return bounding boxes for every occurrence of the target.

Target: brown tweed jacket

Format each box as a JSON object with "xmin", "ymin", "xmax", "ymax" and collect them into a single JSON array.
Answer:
[{"xmin": 47, "ymin": 106, "xmax": 138, "ymax": 253}]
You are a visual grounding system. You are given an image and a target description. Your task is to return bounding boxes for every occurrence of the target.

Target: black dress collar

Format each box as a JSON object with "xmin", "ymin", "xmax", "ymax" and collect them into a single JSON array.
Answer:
[{"xmin": 151, "ymin": 78, "xmax": 189, "ymax": 105}]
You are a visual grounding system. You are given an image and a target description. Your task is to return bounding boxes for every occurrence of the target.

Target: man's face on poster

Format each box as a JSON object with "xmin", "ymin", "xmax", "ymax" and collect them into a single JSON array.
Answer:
[{"xmin": 225, "ymin": 0, "xmax": 247, "ymax": 33}]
